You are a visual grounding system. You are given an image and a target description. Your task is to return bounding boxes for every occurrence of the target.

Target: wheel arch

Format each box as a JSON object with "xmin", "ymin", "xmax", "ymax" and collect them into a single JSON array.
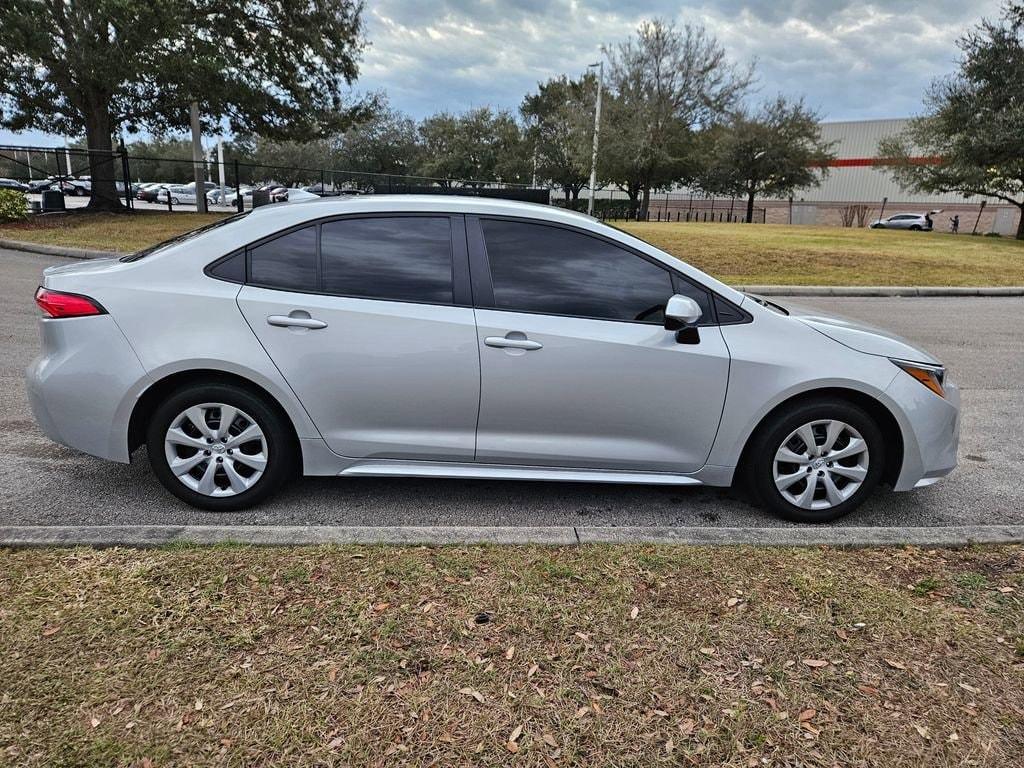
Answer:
[
  {"xmin": 735, "ymin": 387, "xmax": 904, "ymax": 488},
  {"xmin": 128, "ymin": 369, "xmax": 303, "ymax": 466}
]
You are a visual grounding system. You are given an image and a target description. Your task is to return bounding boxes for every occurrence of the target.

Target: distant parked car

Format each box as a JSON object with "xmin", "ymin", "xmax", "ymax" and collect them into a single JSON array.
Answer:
[
  {"xmin": 207, "ymin": 186, "xmax": 246, "ymax": 206},
  {"xmin": 27, "ymin": 178, "xmax": 57, "ymax": 193},
  {"xmin": 870, "ymin": 212, "xmax": 938, "ymax": 231},
  {"xmin": 136, "ymin": 183, "xmax": 167, "ymax": 202},
  {"xmin": 157, "ymin": 185, "xmax": 196, "ymax": 205},
  {"xmin": 0, "ymin": 178, "xmax": 29, "ymax": 192},
  {"xmin": 49, "ymin": 179, "xmax": 90, "ymax": 196}
]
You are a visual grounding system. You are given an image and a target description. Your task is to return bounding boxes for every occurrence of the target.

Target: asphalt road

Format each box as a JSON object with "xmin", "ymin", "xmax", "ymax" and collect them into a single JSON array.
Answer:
[{"xmin": 2, "ymin": 247, "xmax": 1022, "ymax": 532}]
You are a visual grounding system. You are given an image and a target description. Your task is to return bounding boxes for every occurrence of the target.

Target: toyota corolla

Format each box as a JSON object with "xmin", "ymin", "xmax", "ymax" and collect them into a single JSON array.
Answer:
[{"xmin": 26, "ymin": 196, "xmax": 959, "ymax": 522}]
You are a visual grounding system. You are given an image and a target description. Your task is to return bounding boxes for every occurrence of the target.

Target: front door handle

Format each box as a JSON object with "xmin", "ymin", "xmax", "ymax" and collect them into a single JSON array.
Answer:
[
  {"xmin": 484, "ymin": 335, "xmax": 543, "ymax": 351},
  {"xmin": 267, "ymin": 314, "xmax": 328, "ymax": 330}
]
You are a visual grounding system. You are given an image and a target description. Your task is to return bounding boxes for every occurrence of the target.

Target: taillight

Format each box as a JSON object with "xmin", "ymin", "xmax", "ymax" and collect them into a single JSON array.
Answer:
[{"xmin": 34, "ymin": 287, "xmax": 106, "ymax": 318}]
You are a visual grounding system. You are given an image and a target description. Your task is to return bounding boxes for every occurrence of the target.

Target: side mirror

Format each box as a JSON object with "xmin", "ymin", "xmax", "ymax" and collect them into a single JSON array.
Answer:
[{"xmin": 664, "ymin": 294, "xmax": 702, "ymax": 331}]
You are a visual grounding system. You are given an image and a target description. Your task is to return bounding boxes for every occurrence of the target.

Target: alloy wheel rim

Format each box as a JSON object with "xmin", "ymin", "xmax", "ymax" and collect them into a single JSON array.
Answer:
[
  {"xmin": 772, "ymin": 419, "xmax": 869, "ymax": 510},
  {"xmin": 163, "ymin": 403, "xmax": 268, "ymax": 497}
]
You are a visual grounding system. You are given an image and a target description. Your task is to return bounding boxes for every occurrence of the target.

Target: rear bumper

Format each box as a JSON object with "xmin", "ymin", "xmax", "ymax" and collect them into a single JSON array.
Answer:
[
  {"xmin": 886, "ymin": 371, "xmax": 960, "ymax": 491},
  {"xmin": 26, "ymin": 315, "xmax": 149, "ymax": 462}
]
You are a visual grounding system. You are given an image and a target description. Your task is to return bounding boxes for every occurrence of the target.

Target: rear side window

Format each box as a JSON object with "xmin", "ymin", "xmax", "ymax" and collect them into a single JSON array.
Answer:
[
  {"xmin": 481, "ymin": 219, "xmax": 673, "ymax": 323},
  {"xmin": 320, "ymin": 217, "xmax": 453, "ymax": 304},
  {"xmin": 249, "ymin": 226, "xmax": 317, "ymax": 292}
]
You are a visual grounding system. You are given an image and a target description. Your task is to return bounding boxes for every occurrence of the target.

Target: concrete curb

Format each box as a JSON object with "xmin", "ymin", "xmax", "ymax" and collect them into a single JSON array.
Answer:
[
  {"xmin": 1, "ymin": 524, "xmax": 1021, "ymax": 548},
  {"xmin": 736, "ymin": 285, "xmax": 1024, "ymax": 297},
  {"xmin": 3, "ymin": 238, "xmax": 1021, "ymax": 296},
  {"xmin": 0, "ymin": 238, "xmax": 127, "ymax": 260}
]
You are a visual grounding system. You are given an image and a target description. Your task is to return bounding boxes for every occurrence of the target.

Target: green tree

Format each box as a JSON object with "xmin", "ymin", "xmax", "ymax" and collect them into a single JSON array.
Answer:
[
  {"xmin": 333, "ymin": 101, "xmax": 421, "ymax": 178},
  {"xmin": 602, "ymin": 19, "xmax": 752, "ymax": 216},
  {"xmin": 417, "ymin": 108, "xmax": 529, "ymax": 186},
  {"xmin": 521, "ymin": 74, "xmax": 594, "ymax": 201},
  {"xmin": 878, "ymin": 3, "xmax": 1024, "ymax": 239},
  {"xmin": 697, "ymin": 96, "xmax": 835, "ymax": 223},
  {"xmin": 0, "ymin": 0, "xmax": 369, "ymax": 211}
]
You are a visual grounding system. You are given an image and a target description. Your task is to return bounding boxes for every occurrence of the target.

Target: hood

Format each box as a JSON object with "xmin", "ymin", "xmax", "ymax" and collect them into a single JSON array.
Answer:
[{"xmin": 784, "ymin": 302, "xmax": 941, "ymax": 365}]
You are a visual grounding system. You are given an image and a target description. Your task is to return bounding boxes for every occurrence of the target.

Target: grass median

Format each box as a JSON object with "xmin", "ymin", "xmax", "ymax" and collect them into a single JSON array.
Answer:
[
  {"xmin": 3, "ymin": 211, "xmax": 1024, "ymax": 286},
  {"xmin": 2, "ymin": 544, "xmax": 1021, "ymax": 766}
]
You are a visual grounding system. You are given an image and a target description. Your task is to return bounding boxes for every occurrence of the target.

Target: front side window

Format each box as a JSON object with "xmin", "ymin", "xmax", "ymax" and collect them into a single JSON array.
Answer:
[
  {"xmin": 320, "ymin": 217, "xmax": 453, "ymax": 304},
  {"xmin": 249, "ymin": 225, "xmax": 317, "ymax": 292},
  {"xmin": 481, "ymin": 219, "xmax": 673, "ymax": 323}
]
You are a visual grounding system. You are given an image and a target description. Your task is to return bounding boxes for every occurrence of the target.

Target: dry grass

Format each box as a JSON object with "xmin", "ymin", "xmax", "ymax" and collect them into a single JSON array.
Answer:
[
  {"xmin": 0, "ymin": 211, "xmax": 228, "ymax": 253},
  {"xmin": 3, "ymin": 212, "xmax": 1024, "ymax": 285},
  {"xmin": 618, "ymin": 222, "xmax": 1024, "ymax": 286},
  {"xmin": 1, "ymin": 545, "xmax": 1022, "ymax": 767}
]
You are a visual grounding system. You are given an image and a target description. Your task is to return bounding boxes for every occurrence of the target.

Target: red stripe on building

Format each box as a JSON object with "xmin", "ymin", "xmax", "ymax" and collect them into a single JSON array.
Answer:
[{"xmin": 825, "ymin": 156, "xmax": 941, "ymax": 168}]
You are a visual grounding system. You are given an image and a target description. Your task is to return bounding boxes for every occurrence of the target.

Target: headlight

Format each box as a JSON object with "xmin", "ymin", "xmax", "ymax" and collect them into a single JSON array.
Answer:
[{"xmin": 891, "ymin": 359, "xmax": 946, "ymax": 398}]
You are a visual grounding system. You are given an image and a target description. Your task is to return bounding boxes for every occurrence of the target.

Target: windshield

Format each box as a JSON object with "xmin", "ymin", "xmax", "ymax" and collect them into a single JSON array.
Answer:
[
  {"xmin": 120, "ymin": 212, "xmax": 250, "ymax": 262},
  {"xmin": 744, "ymin": 293, "xmax": 790, "ymax": 315}
]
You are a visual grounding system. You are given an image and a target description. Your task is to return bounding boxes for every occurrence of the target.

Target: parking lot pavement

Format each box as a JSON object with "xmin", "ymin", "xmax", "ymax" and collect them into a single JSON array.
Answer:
[{"xmin": 2, "ymin": 246, "xmax": 1022, "ymax": 534}]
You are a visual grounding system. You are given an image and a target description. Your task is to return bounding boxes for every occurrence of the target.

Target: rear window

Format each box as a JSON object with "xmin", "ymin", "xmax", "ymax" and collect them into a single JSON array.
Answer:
[{"xmin": 120, "ymin": 212, "xmax": 250, "ymax": 262}]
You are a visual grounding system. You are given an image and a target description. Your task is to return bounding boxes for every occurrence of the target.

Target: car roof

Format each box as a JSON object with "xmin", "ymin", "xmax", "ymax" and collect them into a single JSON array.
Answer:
[{"xmin": 243, "ymin": 194, "xmax": 598, "ymax": 229}]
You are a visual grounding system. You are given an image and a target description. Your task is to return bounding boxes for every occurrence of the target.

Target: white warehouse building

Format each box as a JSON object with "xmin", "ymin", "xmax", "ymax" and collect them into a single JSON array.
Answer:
[{"xmin": 784, "ymin": 118, "xmax": 1019, "ymax": 234}]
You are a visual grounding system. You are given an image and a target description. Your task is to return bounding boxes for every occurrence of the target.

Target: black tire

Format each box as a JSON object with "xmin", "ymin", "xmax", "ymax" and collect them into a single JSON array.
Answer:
[
  {"xmin": 909, "ymin": 225, "xmax": 921, "ymax": 231},
  {"xmin": 146, "ymin": 382, "xmax": 295, "ymax": 511},
  {"xmin": 171, "ymin": 197, "xmax": 179, "ymax": 205},
  {"xmin": 744, "ymin": 398, "xmax": 885, "ymax": 523}
]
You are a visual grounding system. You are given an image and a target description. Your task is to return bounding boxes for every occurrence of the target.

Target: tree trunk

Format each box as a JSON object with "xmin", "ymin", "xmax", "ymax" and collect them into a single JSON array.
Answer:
[
  {"xmin": 640, "ymin": 187, "xmax": 651, "ymax": 220},
  {"xmin": 1016, "ymin": 205, "xmax": 1024, "ymax": 240},
  {"xmin": 83, "ymin": 98, "xmax": 124, "ymax": 212},
  {"xmin": 745, "ymin": 190, "xmax": 756, "ymax": 224},
  {"xmin": 563, "ymin": 187, "xmax": 570, "ymax": 202}
]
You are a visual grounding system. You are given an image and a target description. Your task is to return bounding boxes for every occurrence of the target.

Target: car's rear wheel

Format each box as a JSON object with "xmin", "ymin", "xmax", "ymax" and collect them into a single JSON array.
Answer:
[
  {"xmin": 745, "ymin": 398, "xmax": 885, "ymax": 523},
  {"xmin": 146, "ymin": 383, "xmax": 295, "ymax": 511},
  {"xmin": 909, "ymin": 224, "xmax": 922, "ymax": 230}
]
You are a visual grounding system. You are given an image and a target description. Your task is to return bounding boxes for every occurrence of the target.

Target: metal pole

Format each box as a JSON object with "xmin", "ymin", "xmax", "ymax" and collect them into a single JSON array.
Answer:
[
  {"xmin": 119, "ymin": 139, "xmax": 132, "ymax": 209},
  {"xmin": 234, "ymin": 159, "xmax": 243, "ymax": 213},
  {"xmin": 586, "ymin": 61, "xmax": 603, "ymax": 217},
  {"xmin": 972, "ymin": 200, "xmax": 986, "ymax": 235},
  {"xmin": 190, "ymin": 102, "xmax": 208, "ymax": 213},
  {"xmin": 217, "ymin": 138, "xmax": 226, "ymax": 207}
]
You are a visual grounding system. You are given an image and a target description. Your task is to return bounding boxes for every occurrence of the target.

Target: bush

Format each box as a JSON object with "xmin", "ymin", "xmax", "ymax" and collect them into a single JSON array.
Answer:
[
  {"xmin": 983, "ymin": 231, "xmax": 1002, "ymax": 238},
  {"xmin": 0, "ymin": 188, "xmax": 28, "ymax": 222}
]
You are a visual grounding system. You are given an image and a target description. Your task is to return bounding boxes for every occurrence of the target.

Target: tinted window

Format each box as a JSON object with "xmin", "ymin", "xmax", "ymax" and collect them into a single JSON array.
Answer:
[
  {"xmin": 482, "ymin": 220, "xmax": 672, "ymax": 323},
  {"xmin": 249, "ymin": 226, "xmax": 317, "ymax": 292},
  {"xmin": 671, "ymin": 275, "xmax": 713, "ymax": 326},
  {"xmin": 321, "ymin": 217, "xmax": 453, "ymax": 304}
]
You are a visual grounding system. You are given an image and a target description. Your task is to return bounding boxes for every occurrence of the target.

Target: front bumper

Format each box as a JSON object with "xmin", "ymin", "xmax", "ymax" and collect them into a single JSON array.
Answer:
[
  {"xmin": 26, "ymin": 315, "xmax": 149, "ymax": 463},
  {"xmin": 885, "ymin": 369, "xmax": 961, "ymax": 491}
]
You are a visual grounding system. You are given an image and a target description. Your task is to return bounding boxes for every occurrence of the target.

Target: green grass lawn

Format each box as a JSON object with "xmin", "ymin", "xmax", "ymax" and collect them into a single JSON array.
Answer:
[
  {"xmin": 3, "ymin": 211, "xmax": 1023, "ymax": 285},
  {"xmin": 1, "ymin": 544, "xmax": 1022, "ymax": 766}
]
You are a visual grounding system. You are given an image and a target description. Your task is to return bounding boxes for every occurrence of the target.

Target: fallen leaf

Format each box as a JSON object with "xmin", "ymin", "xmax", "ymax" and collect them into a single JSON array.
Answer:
[
  {"xmin": 802, "ymin": 659, "xmax": 829, "ymax": 668},
  {"xmin": 328, "ymin": 667, "xmax": 338, "ymax": 683},
  {"xmin": 997, "ymin": 586, "xmax": 1015, "ymax": 594},
  {"xmin": 327, "ymin": 735, "xmax": 345, "ymax": 749},
  {"xmin": 194, "ymin": 699, "xmax": 204, "ymax": 711},
  {"xmin": 957, "ymin": 682, "xmax": 979, "ymax": 694},
  {"xmin": 630, "ymin": 606, "xmax": 640, "ymax": 620},
  {"xmin": 41, "ymin": 625, "xmax": 61, "ymax": 637},
  {"xmin": 505, "ymin": 646, "xmax": 515, "ymax": 660},
  {"xmin": 884, "ymin": 659, "xmax": 906, "ymax": 671},
  {"xmin": 527, "ymin": 664, "xmax": 539, "ymax": 677},
  {"xmin": 857, "ymin": 684, "xmax": 879, "ymax": 696},
  {"xmin": 726, "ymin": 597, "xmax": 741, "ymax": 608},
  {"xmin": 543, "ymin": 733, "xmax": 558, "ymax": 748},
  {"xmin": 678, "ymin": 718, "xmax": 696, "ymax": 736},
  {"xmin": 665, "ymin": 738, "xmax": 675, "ymax": 754},
  {"xmin": 508, "ymin": 724, "xmax": 523, "ymax": 743},
  {"xmin": 799, "ymin": 708, "xmax": 816, "ymax": 722},
  {"xmin": 914, "ymin": 724, "xmax": 930, "ymax": 740},
  {"xmin": 699, "ymin": 647, "xmax": 716, "ymax": 656},
  {"xmin": 458, "ymin": 687, "xmax": 484, "ymax": 703},
  {"xmin": 506, "ymin": 741, "xmax": 519, "ymax": 754},
  {"xmin": 90, "ymin": 717, "xmax": 101, "ymax": 728}
]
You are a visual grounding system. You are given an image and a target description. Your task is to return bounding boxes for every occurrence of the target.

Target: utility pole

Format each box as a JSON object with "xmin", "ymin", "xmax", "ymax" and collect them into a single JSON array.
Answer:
[
  {"xmin": 190, "ymin": 102, "xmax": 208, "ymax": 213},
  {"xmin": 586, "ymin": 60, "xmax": 603, "ymax": 217}
]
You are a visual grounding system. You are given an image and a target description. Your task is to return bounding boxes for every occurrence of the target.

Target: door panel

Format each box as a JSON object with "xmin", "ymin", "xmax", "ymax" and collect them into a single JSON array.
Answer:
[
  {"xmin": 474, "ymin": 309, "xmax": 730, "ymax": 472},
  {"xmin": 238, "ymin": 287, "xmax": 480, "ymax": 460}
]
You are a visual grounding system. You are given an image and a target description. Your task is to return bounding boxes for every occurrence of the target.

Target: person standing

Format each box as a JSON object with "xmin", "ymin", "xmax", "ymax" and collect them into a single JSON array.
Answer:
[{"xmin": 950, "ymin": 214, "xmax": 960, "ymax": 234}]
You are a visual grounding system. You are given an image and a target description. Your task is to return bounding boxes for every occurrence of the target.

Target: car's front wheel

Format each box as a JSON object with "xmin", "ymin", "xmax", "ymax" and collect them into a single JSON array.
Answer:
[
  {"xmin": 746, "ymin": 398, "xmax": 885, "ymax": 523},
  {"xmin": 146, "ymin": 383, "xmax": 295, "ymax": 511}
]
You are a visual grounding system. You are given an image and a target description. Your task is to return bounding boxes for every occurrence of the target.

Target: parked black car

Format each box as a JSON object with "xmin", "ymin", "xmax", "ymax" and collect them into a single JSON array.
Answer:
[{"xmin": 0, "ymin": 178, "xmax": 30, "ymax": 192}]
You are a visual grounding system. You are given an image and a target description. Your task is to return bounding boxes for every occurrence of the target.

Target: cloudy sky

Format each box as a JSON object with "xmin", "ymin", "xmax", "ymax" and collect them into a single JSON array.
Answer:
[{"xmin": 1, "ymin": 0, "xmax": 1003, "ymax": 146}]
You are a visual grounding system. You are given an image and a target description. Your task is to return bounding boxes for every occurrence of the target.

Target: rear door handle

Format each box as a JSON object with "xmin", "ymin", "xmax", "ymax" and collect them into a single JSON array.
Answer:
[
  {"xmin": 267, "ymin": 314, "xmax": 328, "ymax": 330},
  {"xmin": 484, "ymin": 336, "xmax": 543, "ymax": 350}
]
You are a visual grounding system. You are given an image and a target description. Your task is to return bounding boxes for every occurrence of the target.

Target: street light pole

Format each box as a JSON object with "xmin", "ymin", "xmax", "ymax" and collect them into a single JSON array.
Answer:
[{"xmin": 587, "ymin": 60, "xmax": 603, "ymax": 217}]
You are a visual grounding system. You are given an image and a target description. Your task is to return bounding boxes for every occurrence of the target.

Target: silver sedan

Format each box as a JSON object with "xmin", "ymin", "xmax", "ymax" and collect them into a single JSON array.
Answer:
[{"xmin": 26, "ymin": 197, "xmax": 960, "ymax": 522}]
